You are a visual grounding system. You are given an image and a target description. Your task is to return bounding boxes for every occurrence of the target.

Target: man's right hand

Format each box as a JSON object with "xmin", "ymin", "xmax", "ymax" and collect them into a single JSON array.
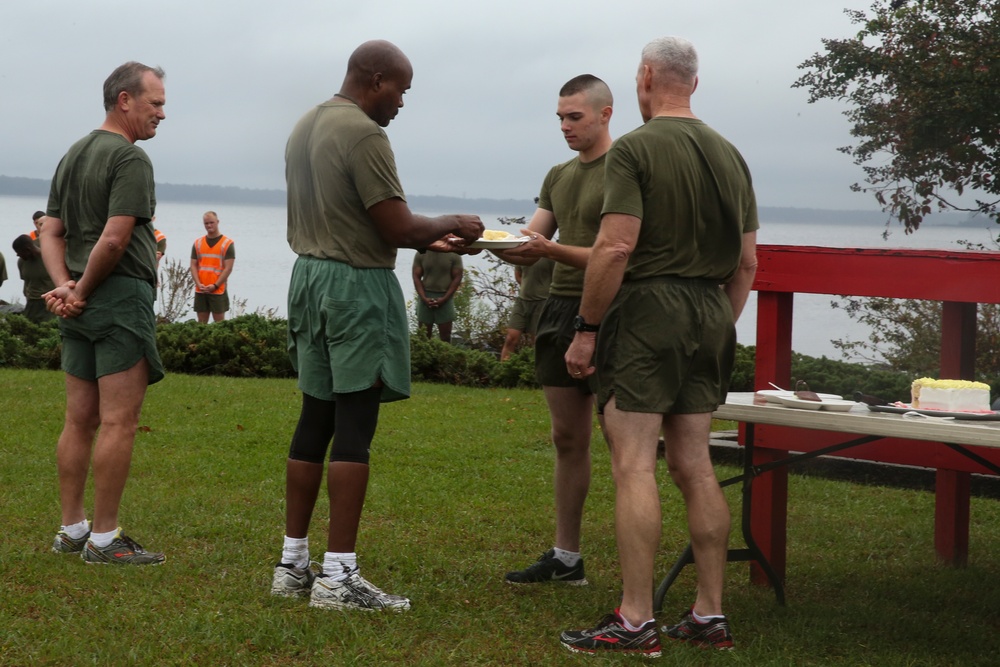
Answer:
[{"xmin": 452, "ymin": 215, "xmax": 485, "ymax": 243}]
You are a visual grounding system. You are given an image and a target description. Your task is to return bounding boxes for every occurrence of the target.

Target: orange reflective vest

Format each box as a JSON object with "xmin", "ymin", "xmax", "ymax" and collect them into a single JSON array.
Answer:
[
  {"xmin": 29, "ymin": 230, "xmax": 38, "ymax": 241},
  {"xmin": 154, "ymin": 229, "xmax": 166, "ymax": 244},
  {"xmin": 194, "ymin": 234, "xmax": 233, "ymax": 294}
]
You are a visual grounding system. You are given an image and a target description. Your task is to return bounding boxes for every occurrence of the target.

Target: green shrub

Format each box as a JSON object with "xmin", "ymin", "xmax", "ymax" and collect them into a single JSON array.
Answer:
[
  {"xmin": 156, "ymin": 314, "xmax": 294, "ymax": 378},
  {"xmin": 0, "ymin": 314, "xmax": 61, "ymax": 370}
]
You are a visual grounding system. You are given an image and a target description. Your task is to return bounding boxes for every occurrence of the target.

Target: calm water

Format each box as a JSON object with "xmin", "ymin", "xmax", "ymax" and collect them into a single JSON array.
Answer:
[{"xmin": 2, "ymin": 193, "xmax": 995, "ymax": 359}]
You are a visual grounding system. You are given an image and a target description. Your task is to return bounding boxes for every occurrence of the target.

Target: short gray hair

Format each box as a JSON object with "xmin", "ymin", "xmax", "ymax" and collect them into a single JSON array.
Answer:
[
  {"xmin": 641, "ymin": 36, "xmax": 698, "ymax": 84},
  {"xmin": 103, "ymin": 62, "xmax": 165, "ymax": 112}
]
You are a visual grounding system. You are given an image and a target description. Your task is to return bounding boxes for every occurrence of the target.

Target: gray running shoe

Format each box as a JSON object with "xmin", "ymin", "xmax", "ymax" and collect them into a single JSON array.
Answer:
[
  {"xmin": 271, "ymin": 562, "xmax": 317, "ymax": 598},
  {"xmin": 52, "ymin": 530, "xmax": 91, "ymax": 554},
  {"xmin": 81, "ymin": 530, "xmax": 165, "ymax": 565},
  {"xmin": 309, "ymin": 570, "xmax": 410, "ymax": 612}
]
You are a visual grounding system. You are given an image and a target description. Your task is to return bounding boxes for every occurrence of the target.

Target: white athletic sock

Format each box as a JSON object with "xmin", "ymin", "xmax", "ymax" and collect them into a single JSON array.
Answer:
[
  {"xmin": 89, "ymin": 528, "xmax": 120, "ymax": 548},
  {"xmin": 619, "ymin": 613, "xmax": 654, "ymax": 632},
  {"xmin": 552, "ymin": 547, "xmax": 581, "ymax": 567},
  {"xmin": 692, "ymin": 609, "xmax": 725, "ymax": 623},
  {"xmin": 282, "ymin": 536, "xmax": 309, "ymax": 569},
  {"xmin": 323, "ymin": 552, "xmax": 358, "ymax": 581},
  {"xmin": 62, "ymin": 519, "xmax": 90, "ymax": 539}
]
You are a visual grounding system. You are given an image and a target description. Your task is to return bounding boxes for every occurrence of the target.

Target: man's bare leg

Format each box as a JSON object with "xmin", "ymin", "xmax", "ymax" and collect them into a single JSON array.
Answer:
[
  {"xmin": 663, "ymin": 412, "xmax": 730, "ymax": 617},
  {"xmin": 544, "ymin": 385, "xmax": 594, "ymax": 553},
  {"xmin": 58, "ymin": 375, "xmax": 101, "ymax": 527},
  {"xmin": 91, "ymin": 357, "xmax": 149, "ymax": 533},
  {"xmin": 603, "ymin": 396, "xmax": 663, "ymax": 626}
]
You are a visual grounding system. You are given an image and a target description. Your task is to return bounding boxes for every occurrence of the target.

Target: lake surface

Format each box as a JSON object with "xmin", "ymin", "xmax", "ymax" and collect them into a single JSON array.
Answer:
[{"xmin": 1, "ymin": 193, "xmax": 995, "ymax": 360}]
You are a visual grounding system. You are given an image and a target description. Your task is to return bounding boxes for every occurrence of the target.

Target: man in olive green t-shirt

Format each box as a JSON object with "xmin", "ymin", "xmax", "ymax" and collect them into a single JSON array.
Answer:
[
  {"xmin": 493, "ymin": 74, "xmax": 614, "ymax": 588},
  {"xmin": 562, "ymin": 37, "xmax": 758, "ymax": 655},
  {"xmin": 275, "ymin": 40, "xmax": 483, "ymax": 612},
  {"xmin": 41, "ymin": 61, "xmax": 167, "ymax": 566},
  {"xmin": 412, "ymin": 250, "xmax": 463, "ymax": 342}
]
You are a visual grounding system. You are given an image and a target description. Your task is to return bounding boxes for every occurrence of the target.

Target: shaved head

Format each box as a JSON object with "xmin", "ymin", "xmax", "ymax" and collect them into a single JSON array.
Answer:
[
  {"xmin": 559, "ymin": 74, "xmax": 613, "ymax": 110},
  {"xmin": 344, "ymin": 40, "xmax": 412, "ymax": 88}
]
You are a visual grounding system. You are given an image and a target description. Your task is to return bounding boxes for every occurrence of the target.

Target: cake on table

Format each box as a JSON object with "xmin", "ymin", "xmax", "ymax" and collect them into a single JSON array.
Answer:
[{"xmin": 910, "ymin": 378, "xmax": 992, "ymax": 413}]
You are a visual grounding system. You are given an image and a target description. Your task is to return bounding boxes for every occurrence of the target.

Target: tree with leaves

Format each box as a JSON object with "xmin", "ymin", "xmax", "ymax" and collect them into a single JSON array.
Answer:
[{"xmin": 794, "ymin": 0, "xmax": 1000, "ymax": 233}]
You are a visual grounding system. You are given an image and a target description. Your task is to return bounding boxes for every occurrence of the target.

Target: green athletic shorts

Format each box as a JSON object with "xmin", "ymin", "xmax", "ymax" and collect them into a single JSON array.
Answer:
[
  {"xmin": 595, "ymin": 277, "xmax": 735, "ymax": 414},
  {"xmin": 415, "ymin": 290, "xmax": 455, "ymax": 325},
  {"xmin": 194, "ymin": 290, "xmax": 230, "ymax": 314},
  {"xmin": 534, "ymin": 295, "xmax": 594, "ymax": 393},
  {"xmin": 507, "ymin": 297, "xmax": 546, "ymax": 336},
  {"xmin": 287, "ymin": 255, "xmax": 410, "ymax": 403},
  {"xmin": 60, "ymin": 274, "xmax": 164, "ymax": 385}
]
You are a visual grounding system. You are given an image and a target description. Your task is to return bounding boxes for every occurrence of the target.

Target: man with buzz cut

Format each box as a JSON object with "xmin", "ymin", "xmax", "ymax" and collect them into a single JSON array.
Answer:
[
  {"xmin": 494, "ymin": 74, "xmax": 613, "ymax": 588},
  {"xmin": 41, "ymin": 61, "xmax": 168, "ymax": 565},
  {"xmin": 561, "ymin": 36, "xmax": 758, "ymax": 656}
]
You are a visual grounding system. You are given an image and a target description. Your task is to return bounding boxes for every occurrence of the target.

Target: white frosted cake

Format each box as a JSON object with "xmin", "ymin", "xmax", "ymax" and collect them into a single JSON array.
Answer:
[{"xmin": 911, "ymin": 378, "xmax": 991, "ymax": 413}]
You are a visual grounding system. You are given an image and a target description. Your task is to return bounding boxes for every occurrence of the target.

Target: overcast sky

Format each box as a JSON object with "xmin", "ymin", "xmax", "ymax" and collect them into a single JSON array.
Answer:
[{"xmin": 0, "ymin": 0, "xmax": 879, "ymax": 211}]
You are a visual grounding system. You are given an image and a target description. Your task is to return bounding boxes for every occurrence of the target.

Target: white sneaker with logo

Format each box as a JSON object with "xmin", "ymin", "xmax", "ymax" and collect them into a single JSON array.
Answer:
[{"xmin": 308, "ymin": 570, "xmax": 410, "ymax": 611}]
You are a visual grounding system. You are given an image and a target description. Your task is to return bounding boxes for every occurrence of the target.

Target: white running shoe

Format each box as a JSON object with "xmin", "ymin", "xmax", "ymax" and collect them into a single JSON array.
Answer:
[
  {"xmin": 309, "ymin": 570, "xmax": 410, "ymax": 612},
  {"xmin": 270, "ymin": 562, "xmax": 317, "ymax": 598}
]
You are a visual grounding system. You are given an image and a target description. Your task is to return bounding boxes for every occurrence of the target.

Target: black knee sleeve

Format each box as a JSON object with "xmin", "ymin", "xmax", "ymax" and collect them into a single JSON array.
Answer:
[
  {"xmin": 329, "ymin": 386, "xmax": 381, "ymax": 465},
  {"xmin": 288, "ymin": 393, "xmax": 335, "ymax": 463}
]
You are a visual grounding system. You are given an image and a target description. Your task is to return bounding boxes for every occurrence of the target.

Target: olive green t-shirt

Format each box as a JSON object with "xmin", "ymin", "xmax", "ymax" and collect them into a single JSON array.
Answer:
[
  {"xmin": 46, "ymin": 130, "xmax": 158, "ymax": 284},
  {"xmin": 537, "ymin": 154, "xmax": 605, "ymax": 298},
  {"xmin": 18, "ymin": 255, "xmax": 56, "ymax": 299},
  {"xmin": 413, "ymin": 251, "xmax": 462, "ymax": 293},
  {"xmin": 602, "ymin": 117, "xmax": 759, "ymax": 283},
  {"xmin": 519, "ymin": 256, "xmax": 554, "ymax": 302},
  {"xmin": 285, "ymin": 101, "xmax": 406, "ymax": 268}
]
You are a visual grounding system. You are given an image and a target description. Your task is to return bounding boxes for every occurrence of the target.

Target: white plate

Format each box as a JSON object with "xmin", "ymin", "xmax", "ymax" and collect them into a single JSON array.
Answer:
[
  {"xmin": 755, "ymin": 389, "xmax": 843, "ymax": 404},
  {"xmin": 776, "ymin": 396, "xmax": 859, "ymax": 412},
  {"xmin": 866, "ymin": 404, "xmax": 1000, "ymax": 421},
  {"xmin": 467, "ymin": 236, "xmax": 530, "ymax": 249}
]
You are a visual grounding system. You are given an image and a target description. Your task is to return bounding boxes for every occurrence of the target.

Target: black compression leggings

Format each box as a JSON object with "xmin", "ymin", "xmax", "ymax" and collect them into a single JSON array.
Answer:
[{"xmin": 288, "ymin": 387, "xmax": 381, "ymax": 464}]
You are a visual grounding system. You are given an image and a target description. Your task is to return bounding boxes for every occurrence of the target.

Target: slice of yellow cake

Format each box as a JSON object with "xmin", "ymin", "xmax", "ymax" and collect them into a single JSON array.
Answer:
[{"xmin": 910, "ymin": 377, "xmax": 991, "ymax": 413}]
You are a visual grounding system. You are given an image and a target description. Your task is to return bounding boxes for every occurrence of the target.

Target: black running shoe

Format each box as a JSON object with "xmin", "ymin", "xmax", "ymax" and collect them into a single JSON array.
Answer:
[
  {"xmin": 560, "ymin": 609, "xmax": 662, "ymax": 657},
  {"xmin": 505, "ymin": 549, "xmax": 587, "ymax": 585},
  {"xmin": 662, "ymin": 607, "xmax": 735, "ymax": 650}
]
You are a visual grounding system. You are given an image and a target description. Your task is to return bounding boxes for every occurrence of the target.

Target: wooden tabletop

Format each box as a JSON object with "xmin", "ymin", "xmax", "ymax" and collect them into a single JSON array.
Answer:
[{"xmin": 717, "ymin": 393, "xmax": 1000, "ymax": 450}]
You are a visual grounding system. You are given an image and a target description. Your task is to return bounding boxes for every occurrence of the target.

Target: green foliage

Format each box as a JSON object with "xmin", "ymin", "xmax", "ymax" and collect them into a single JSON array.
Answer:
[
  {"xmin": 409, "ymin": 334, "xmax": 537, "ymax": 389},
  {"xmin": 0, "ymin": 313, "xmax": 61, "ymax": 369},
  {"xmin": 794, "ymin": 0, "xmax": 1000, "ymax": 232},
  {"xmin": 831, "ymin": 296, "xmax": 1000, "ymax": 396},
  {"xmin": 156, "ymin": 313, "xmax": 294, "ymax": 378}
]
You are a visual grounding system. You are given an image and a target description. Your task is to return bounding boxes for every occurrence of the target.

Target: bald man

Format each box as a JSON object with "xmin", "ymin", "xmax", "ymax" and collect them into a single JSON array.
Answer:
[
  {"xmin": 561, "ymin": 36, "xmax": 758, "ymax": 655},
  {"xmin": 273, "ymin": 39, "xmax": 483, "ymax": 611}
]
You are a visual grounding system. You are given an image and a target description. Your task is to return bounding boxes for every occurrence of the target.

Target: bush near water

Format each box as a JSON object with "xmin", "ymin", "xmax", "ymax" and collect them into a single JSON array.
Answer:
[{"xmin": 3, "ymin": 311, "xmax": 989, "ymax": 403}]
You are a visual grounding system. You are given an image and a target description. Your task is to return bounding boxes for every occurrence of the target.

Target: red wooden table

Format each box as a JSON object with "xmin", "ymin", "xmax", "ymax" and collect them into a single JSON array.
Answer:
[{"xmin": 747, "ymin": 245, "xmax": 1000, "ymax": 584}]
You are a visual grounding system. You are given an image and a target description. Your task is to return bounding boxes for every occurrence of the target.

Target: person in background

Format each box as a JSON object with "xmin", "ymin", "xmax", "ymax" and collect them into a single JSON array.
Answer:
[
  {"xmin": 41, "ymin": 61, "xmax": 167, "ymax": 565},
  {"xmin": 154, "ymin": 222, "xmax": 166, "ymax": 267},
  {"xmin": 494, "ymin": 74, "xmax": 613, "ymax": 588},
  {"xmin": 500, "ymin": 256, "xmax": 554, "ymax": 361},
  {"xmin": 30, "ymin": 210, "xmax": 45, "ymax": 242},
  {"xmin": 560, "ymin": 36, "xmax": 758, "ymax": 656},
  {"xmin": 12, "ymin": 234, "xmax": 55, "ymax": 322},
  {"xmin": 274, "ymin": 39, "xmax": 483, "ymax": 611},
  {"xmin": 0, "ymin": 250, "xmax": 7, "ymax": 288},
  {"xmin": 189, "ymin": 210, "xmax": 234, "ymax": 322},
  {"xmin": 412, "ymin": 250, "xmax": 463, "ymax": 342}
]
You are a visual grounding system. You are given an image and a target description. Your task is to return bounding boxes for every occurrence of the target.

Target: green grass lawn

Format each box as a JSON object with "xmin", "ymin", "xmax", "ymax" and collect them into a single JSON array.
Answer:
[{"xmin": 1, "ymin": 368, "xmax": 999, "ymax": 666}]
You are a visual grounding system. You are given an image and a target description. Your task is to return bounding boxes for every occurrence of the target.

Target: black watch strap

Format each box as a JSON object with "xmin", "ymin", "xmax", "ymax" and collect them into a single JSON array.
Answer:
[{"xmin": 573, "ymin": 315, "xmax": 600, "ymax": 333}]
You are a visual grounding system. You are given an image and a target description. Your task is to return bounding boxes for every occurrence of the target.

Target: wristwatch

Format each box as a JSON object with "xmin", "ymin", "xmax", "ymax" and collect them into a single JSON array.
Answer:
[{"xmin": 572, "ymin": 315, "xmax": 600, "ymax": 333}]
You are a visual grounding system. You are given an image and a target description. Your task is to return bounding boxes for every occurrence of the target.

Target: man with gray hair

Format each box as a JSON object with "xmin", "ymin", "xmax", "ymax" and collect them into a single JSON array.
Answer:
[
  {"xmin": 42, "ymin": 61, "xmax": 167, "ymax": 565},
  {"xmin": 561, "ymin": 36, "xmax": 758, "ymax": 655}
]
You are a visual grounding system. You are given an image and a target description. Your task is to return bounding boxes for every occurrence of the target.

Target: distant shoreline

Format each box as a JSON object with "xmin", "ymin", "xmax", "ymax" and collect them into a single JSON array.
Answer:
[{"xmin": 1, "ymin": 174, "xmax": 983, "ymax": 226}]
